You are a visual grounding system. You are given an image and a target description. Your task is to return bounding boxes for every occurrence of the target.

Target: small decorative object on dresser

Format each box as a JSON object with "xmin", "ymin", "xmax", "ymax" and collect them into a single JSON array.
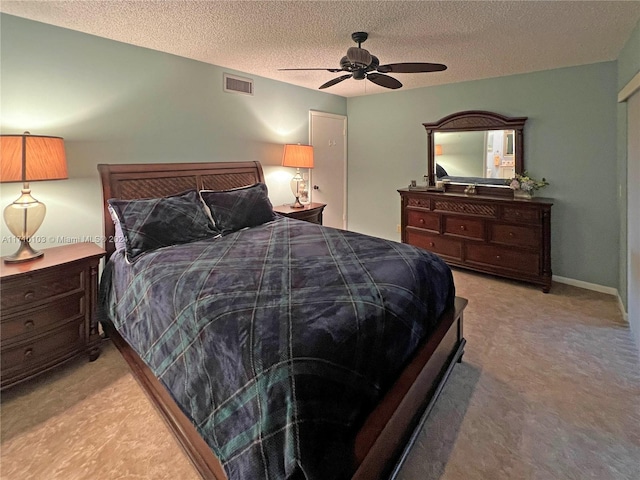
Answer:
[
  {"xmin": 399, "ymin": 189, "xmax": 553, "ymax": 292},
  {"xmin": 273, "ymin": 202, "xmax": 326, "ymax": 225},
  {"xmin": 507, "ymin": 171, "xmax": 549, "ymax": 199},
  {"xmin": 0, "ymin": 242, "xmax": 105, "ymax": 389}
]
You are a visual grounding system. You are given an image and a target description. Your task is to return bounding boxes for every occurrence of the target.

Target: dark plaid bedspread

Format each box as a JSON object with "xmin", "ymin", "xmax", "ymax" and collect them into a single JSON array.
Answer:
[{"xmin": 99, "ymin": 217, "xmax": 454, "ymax": 480}]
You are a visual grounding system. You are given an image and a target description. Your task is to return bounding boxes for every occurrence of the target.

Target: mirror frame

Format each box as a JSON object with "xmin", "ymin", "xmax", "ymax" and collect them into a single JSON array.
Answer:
[{"xmin": 423, "ymin": 110, "xmax": 527, "ymax": 194}]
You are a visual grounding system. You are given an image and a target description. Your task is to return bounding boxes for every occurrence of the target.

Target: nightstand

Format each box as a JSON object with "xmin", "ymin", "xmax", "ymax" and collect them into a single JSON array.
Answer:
[
  {"xmin": 0, "ymin": 242, "xmax": 105, "ymax": 390},
  {"xmin": 273, "ymin": 202, "xmax": 327, "ymax": 225}
]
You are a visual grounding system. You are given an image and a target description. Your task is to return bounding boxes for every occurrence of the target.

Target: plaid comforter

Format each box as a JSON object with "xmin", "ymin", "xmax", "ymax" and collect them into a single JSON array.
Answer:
[{"xmin": 100, "ymin": 216, "xmax": 454, "ymax": 480}]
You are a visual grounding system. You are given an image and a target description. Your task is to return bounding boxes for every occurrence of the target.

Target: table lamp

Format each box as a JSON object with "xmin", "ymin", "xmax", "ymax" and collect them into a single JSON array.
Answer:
[
  {"xmin": 282, "ymin": 144, "xmax": 314, "ymax": 208},
  {"xmin": 0, "ymin": 132, "xmax": 68, "ymax": 263}
]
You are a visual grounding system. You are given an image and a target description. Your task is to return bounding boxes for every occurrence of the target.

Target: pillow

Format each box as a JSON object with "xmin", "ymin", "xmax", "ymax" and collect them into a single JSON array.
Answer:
[
  {"xmin": 108, "ymin": 189, "xmax": 217, "ymax": 262},
  {"xmin": 199, "ymin": 183, "xmax": 275, "ymax": 235},
  {"xmin": 107, "ymin": 204, "xmax": 127, "ymax": 251},
  {"xmin": 436, "ymin": 163, "xmax": 449, "ymax": 178}
]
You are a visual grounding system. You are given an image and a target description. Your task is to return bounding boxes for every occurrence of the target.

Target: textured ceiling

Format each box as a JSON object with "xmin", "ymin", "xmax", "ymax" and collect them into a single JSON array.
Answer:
[{"xmin": 2, "ymin": 1, "xmax": 640, "ymax": 97}]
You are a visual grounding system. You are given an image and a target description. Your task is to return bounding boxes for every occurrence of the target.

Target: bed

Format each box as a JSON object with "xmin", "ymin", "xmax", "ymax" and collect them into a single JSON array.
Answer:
[{"xmin": 97, "ymin": 161, "xmax": 467, "ymax": 480}]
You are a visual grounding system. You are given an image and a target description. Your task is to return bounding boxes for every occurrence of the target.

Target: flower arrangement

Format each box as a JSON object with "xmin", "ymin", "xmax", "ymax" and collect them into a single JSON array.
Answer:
[{"xmin": 507, "ymin": 171, "xmax": 549, "ymax": 193}]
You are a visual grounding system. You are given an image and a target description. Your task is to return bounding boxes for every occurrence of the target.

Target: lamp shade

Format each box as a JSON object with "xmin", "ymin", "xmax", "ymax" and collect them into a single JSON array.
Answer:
[
  {"xmin": 282, "ymin": 144, "xmax": 314, "ymax": 169},
  {"xmin": 435, "ymin": 144, "xmax": 443, "ymax": 156},
  {"xmin": 0, "ymin": 133, "xmax": 67, "ymax": 183}
]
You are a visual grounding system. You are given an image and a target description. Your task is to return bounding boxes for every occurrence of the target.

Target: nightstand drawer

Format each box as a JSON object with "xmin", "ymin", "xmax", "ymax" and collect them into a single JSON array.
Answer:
[
  {"xmin": 291, "ymin": 209, "xmax": 323, "ymax": 224},
  {"xmin": 1, "ymin": 267, "xmax": 84, "ymax": 312},
  {"xmin": 0, "ymin": 321, "xmax": 85, "ymax": 375},
  {"xmin": 1, "ymin": 292, "xmax": 84, "ymax": 345}
]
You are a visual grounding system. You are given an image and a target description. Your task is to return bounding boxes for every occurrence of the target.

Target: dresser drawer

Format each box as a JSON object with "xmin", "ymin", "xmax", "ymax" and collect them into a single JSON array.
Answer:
[
  {"xmin": 407, "ymin": 210, "xmax": 439, "ymax": 231},
  {"xmin": 1, "ymin": 267, "xmax": 85, "ymax": 312},
  {"xmin": 490, "ymin": 223, "xmax": 540, "ymax": 249},
  {"xmin": 466, "ymin": 244, "xmax": 539, "ymax": 275},
  {"xmin": 434, "ymin": 200, "xmax": 497, "ymax": 218},
  {"xmin": 406, "ymin": 229, "xmax": 462, "ymax": 260},
  {"xmin": 0, "ymin": 321, "xmax": 85, "ymax": 376},
  {"xmin": 444, "ymin": 216, "xmax": 485, "ymax": 240},
  {"xmin": 1, "ymin": 292, "xmax": 84, "ymax": 345},
  {"xmin": 502, "ymin": 206, "xmax": 540, "ymax": 224}
]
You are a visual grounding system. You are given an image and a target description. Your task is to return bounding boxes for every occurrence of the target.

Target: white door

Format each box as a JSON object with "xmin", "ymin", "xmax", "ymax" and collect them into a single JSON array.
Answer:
[{"xmin": 309, "ymin": 111, "xmax": 347, "ymax": 229}]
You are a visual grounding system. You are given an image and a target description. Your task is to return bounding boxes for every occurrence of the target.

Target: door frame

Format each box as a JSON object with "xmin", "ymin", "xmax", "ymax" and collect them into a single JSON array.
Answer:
[
  {"xmin": 618, "ymin": 70, "xmax": 640, "ymax": 353},
  {"xmin": 309, "ymin": 110, "xmax": 348, "ymax": 229}
]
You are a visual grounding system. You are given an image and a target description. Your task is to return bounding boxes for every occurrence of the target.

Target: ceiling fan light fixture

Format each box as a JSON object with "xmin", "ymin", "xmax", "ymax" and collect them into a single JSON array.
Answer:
[{"xmin": 347, "ymin": 47, "xmax": 372, "ymax": 67}]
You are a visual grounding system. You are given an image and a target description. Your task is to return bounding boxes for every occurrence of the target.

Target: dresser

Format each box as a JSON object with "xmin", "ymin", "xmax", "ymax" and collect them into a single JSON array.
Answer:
[
  {"xmin": 273, "ymin": 202, "xmax": 326, "ymax": 225},
  {"xmin": 399, "ymin": 190, "xmax": 553, "ymax": 292},
  {"xmin": 0, "ymin": 243, "xmax": 105, "ymax": 389}
]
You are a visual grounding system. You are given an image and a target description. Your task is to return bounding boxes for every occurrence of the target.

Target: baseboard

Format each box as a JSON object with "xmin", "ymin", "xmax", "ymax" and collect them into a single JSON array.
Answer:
[
  {"xmin": 552, "ymin": 275, "xmax": 617, "ymax": 295},
  {"xmin": 552, "ymin": 275, "xmax": 628, "ymax": 321}
]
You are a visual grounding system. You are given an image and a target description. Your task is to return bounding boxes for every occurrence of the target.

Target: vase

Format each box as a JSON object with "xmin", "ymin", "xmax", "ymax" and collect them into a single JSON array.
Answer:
[{"xmin": 514, "ymin": 190, "xmax": 532, "ymax": 200}]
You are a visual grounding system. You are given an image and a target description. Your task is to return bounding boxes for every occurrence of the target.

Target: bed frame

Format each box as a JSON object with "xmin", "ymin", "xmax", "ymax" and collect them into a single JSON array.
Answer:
[{"xmin": 98, "ymin": 161, "xmax": 467, "ymax": 480}]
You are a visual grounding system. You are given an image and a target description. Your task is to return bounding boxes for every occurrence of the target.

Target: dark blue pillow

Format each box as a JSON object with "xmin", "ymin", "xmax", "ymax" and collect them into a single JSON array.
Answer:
[
  {"xmin": 108, "ymin": 189, "xmax": 217, "ymax": 263},
  {"xmin": 199, "ymin": 183, "xmax": 275, "ymax": 235}
]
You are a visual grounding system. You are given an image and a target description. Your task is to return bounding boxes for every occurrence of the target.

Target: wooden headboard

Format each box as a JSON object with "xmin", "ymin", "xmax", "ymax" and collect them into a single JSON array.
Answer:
[{"xmin": 98, "ymin": 161, "xmax": 265, "ymax": 260}]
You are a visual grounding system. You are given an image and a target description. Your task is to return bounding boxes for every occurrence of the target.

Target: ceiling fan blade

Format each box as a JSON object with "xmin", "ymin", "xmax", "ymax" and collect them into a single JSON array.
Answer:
[
  {"xmin": 377, "ymin": 62, "xmax": 447, "ymax": 74},
  {"xmin": 279, "ymin": 68, "xmax": 344, "ymax": 73},
  {"xmin": 367, "ymin": 73, "xmax": 402, "ymax": 89},
  {"xmin": 319, "ymin": 74, "xmax": 352, "ymax": 89}
]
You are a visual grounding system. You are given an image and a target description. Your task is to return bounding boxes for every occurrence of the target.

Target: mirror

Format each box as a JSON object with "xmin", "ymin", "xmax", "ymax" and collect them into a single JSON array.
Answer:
[{"xmin": 424, "ymin": 111, "xmax": 527, "ymax": 189}]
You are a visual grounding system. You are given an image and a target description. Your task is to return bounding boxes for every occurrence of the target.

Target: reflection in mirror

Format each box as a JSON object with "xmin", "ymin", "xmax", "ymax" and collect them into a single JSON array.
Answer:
[
  {"xmin": 435, "ymin": 130, "xmax": 516, "ymax": 181},
  {"xmin": 424, "ymin": 111, "xmax": 527, "ymax": 191}
]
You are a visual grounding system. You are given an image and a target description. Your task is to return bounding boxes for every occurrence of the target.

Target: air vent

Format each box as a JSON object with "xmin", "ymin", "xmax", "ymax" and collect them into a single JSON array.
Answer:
[{"xmin": 224, "ymin": 73, "xmax": 253, "ymax": 95}]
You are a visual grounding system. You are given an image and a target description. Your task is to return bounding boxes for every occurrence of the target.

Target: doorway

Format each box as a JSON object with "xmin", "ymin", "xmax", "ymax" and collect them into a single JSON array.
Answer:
[{"xmin": 309, "ymin": 111, "xmax": 347, "ymax": 229}]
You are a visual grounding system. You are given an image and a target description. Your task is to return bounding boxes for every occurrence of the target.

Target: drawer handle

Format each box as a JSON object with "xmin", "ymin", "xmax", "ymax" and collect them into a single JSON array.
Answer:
[
  {"xmin": 419, "ymin": 218, "xmax": 425, "ymax": 224},
  {"xmin": 24, "ymin": 291, "xmax": 35, "ymax": 301},
  {"xmin": 429, "ymin": 242, "xmax": 435, "ymax": 247},
  {"xmin": 24, "ymin": 348, "xmax": 34, "ymax": 359},
  {"xmin": 496, "ymin": 255, "xmax": 501, "ymax": 260},
  {"xmin": 460, "ymin": 225, "xmax": 466, "ymax": 231},
  {"xmin": 509, "ymin": 232, "xmax": 514, "ymax": 237},
  {"xmin": 24, "ymin": 320, "xmax": 35, "ymax": 330}
]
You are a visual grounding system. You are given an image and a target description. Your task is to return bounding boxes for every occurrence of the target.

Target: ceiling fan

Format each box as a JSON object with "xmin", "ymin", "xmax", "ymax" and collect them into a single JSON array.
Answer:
[{"xmin": 278, "ymin": 32, "xmax": 447, "ymax": 90}]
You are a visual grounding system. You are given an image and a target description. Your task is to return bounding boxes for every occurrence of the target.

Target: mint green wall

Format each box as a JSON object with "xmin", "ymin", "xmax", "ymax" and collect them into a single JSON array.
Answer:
[
  {"xmin": 0, "ymin": 14, "xmax": 346, "ymax": 255},
  {"xmin": 0, "ymin": 13, "xmax": 629, "ymax": 292},
  {"xmin": 347, "ymin": 63, "xmax": 620, "ymax": 288}
]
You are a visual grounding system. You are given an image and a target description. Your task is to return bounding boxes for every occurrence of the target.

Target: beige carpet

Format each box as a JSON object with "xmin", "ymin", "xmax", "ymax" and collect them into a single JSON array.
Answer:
[{"xmin": 2, "ymin": 269, "xmax": 639, "ymax": 480}]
